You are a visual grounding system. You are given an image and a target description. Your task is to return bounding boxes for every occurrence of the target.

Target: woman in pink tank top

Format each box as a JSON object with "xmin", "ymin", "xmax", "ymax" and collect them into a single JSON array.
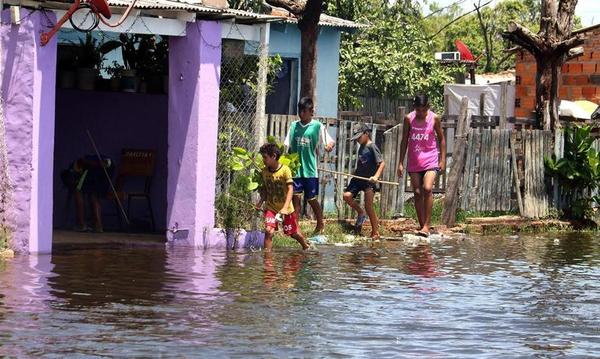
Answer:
[{"xmin": 397, "ymin": 94, "xmax": 446, "ymax": 236}]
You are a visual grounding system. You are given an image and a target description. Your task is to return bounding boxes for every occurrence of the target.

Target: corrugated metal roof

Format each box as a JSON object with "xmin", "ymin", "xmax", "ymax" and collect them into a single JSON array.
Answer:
[
  {"xmin": 106, "ymin": 0, "xmax": 285, "ymax": 21},
  {"xmin": 107, "ymin": 0, "xmax": 209, "ymax": 11},
  {"xmin": 282, "ymin": 13, "xmax": 367, "ymax": 29}
]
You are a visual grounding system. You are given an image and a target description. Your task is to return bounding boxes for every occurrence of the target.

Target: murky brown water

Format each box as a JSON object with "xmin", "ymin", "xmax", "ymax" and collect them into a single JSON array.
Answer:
[{"xmin": 1, "ymin": 233, "xmax": 599, "ymax": 357}]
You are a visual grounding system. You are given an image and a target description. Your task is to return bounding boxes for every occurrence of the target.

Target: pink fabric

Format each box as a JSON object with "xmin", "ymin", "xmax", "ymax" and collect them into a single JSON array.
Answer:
[{"xmin": 407, "ymin": 110, "xmax": 439, "ymax": 172}]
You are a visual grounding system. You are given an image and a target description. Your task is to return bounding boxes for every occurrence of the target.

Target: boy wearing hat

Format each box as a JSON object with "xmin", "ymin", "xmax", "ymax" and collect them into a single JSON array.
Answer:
[{"xmin": 343, "ymin": 124, "xmax": 385, "ymax": 240}]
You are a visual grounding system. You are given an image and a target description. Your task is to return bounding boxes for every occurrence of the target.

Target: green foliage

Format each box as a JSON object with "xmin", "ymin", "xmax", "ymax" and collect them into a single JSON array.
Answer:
[
  {"xmin": 228, "ymin": 136, "xmax": 301, "ymax": 192},
  {"xmin": 118, "ymin": 34, "xmax": 168, "ymax": 77},
  {"xmin": 215, "ymin": 174, "xmax": 255, "ymax": 230},
  {"xmin": 215, "ymin": 137, "xmax": 301, "ymax": 230},
  {"xmin": 337, "ymin": 1, "xmax": 453, "ymax": 110},
  {"xmin": 425, "ymin": 0, "xmax": 541, "ymax": 73},
  {"xmin": 220, "ymin": 53, "xmax": 283, "ymax": 111},
  {"xmin": 105, "ymin": 61, "xmax": 125, "ymax": 79},
  {"xmin": 76, "ymin": 33, "xmax": 121, "ymax": 69},
  {"xmin": 545, "ymin": 125, "xmax": 600, "ymax": 220},
  {"xmin": 228, "ymin": 0, "xmax": 263, "ymax": 12}
]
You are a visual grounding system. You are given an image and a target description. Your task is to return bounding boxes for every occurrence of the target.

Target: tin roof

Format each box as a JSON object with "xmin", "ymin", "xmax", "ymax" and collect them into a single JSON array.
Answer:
[{"xmin": 282, "ymin": 13, "xmax": 367, "ymax": 29}]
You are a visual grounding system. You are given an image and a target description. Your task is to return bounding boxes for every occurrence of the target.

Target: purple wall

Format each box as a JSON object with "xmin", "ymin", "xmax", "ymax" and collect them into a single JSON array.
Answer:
[
  {"xmin": 167, "ymin": 21, "xmax": 221, "ymax": 247},
  {"xmin": 53, "ymin": 89, "xmax": 168, "ymax": 231},
  {"xmin": 1, "ymin": 10, "xmax": 56, "ymax": 253}
]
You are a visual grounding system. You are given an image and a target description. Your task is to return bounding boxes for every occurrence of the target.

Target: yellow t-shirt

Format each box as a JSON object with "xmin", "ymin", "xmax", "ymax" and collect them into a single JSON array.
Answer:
[{"xmin": 261, "ymin": 164, "xmax": 294, "ymax": 214}]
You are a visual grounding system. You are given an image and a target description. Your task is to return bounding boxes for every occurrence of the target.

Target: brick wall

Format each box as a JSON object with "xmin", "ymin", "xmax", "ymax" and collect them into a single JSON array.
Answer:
[{"xmin": 514, "ymin": 25, "xmax": 600, "ymax": 118}]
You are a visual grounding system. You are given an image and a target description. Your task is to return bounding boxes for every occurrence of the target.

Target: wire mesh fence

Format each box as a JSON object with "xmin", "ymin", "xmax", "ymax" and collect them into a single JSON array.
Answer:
[
  {"xmin": 215, "ymin": 39, "xmax": 266, "ymax": 228},
  {"xmin": 216, "ymin": 39, "xmax": 260, "ymax": 193}
]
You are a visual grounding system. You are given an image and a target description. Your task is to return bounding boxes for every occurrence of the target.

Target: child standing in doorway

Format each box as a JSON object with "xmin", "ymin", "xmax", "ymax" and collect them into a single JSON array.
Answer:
[
  {"xmin": 397, "ymin": 94, "xmax": 446, "ymax": 237},
  {"xmin": 256, "ymin": 143, "xmax": 310, "ymax": 252},
  {"xmin": 343, "ymin": 124, "xmax": 385, "ymax": 240}
]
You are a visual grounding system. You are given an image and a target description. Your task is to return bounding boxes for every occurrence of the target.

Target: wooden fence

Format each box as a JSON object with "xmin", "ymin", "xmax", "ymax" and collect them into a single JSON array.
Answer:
[{"xmin": 266, "ymin": 112, "xmax": 583, "ymax": 221}]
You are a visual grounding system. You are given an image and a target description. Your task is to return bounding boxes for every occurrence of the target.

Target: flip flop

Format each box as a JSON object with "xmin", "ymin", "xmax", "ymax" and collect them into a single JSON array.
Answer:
[
  {"xmin": 355, "ymin": 214, "xmax": 367, "ymax": 227},
  {"xmin": 416, "ymin": 230, "xmax": 430, "ymax": 238}
]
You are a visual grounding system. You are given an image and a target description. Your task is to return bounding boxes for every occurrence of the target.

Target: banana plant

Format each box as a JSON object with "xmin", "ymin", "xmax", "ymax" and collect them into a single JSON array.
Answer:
[{"xmin": 545, "ymin": 125, "xmax": 600, "ymax": 219}]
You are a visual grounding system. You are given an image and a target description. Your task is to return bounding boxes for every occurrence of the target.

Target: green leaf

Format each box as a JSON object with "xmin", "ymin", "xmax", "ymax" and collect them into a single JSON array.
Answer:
[{"xmin": 247, "ymin": 181, "xmax": 259, "ymax": 191}]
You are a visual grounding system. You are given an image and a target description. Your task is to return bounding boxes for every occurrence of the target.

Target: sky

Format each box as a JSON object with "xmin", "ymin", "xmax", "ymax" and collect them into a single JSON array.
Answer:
[{"xmin": 420, "ymin": 0, "xmax": 599, "ymax": 27}]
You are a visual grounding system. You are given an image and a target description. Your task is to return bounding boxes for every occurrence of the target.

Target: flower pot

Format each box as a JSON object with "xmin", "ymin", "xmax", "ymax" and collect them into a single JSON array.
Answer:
[
  {"xmin": 58, "ymin": 71, "xmax": 76, "ymax": 89},
  {"xmin": 96, "ymin": 78, "xmax": 110, "ymax": 91},
  {"xmin": 109, "ymin": 78, "xmax": 121, "ymax": 91},
  {"xmin": 120, "ymin": 70, "xmax": 139, "ymax": 93},
  {"xmin": 146, "ymin": 75, "xmax": 163, "ymax": 93},
  {"xmin": 76, "ymin": 68, "xmax": 98, "ymax": 90}
]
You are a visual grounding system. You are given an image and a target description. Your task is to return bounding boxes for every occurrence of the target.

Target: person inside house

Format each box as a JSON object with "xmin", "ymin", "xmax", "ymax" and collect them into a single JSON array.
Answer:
[{"xmin": 62, "ymin": 154, "xmax": 114, "ymax": 233}]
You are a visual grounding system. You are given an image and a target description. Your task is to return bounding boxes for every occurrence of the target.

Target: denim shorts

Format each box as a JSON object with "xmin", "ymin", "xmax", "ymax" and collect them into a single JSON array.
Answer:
[{"xmin": 293, "ymin": 177, "xmax": 319, "ymax": 200}]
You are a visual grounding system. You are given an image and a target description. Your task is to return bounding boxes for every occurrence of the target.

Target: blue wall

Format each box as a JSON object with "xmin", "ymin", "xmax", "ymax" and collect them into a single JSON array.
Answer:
[{"xmin": 268, "ymin": 23, "xmax": 341, "ymax": 118}]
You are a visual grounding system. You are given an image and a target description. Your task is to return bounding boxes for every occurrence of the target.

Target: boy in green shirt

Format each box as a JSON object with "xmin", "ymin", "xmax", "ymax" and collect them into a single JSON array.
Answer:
[{"xmin": 284, "ymin": 97, "xmax": 335, "ymax": 234}]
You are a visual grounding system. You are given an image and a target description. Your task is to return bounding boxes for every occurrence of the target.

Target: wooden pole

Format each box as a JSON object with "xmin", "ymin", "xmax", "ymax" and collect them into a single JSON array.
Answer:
[
  {"xmin": 441, "ymin": 96, "xmax": 470, "ymax": 226},
  {"xmin": 85, "ymin": 130, "xmax": 130, "ymax": 225},
  {"xmin": 317, "ymin": 167, "xmax": 400, "ymax": 186},
  {"xmin": 511, "ymin": 132, "xmax": 524, "ymax": 216}
]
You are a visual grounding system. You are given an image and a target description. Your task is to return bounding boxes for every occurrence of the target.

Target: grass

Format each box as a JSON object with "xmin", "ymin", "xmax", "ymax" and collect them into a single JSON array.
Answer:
[
  {"xmin": 402, "ymin": 197, "xmax": 519, "ymax": 225},
  {"xmin": 272, "ymin": 221, "xmax": 362, "ymax": 248}
]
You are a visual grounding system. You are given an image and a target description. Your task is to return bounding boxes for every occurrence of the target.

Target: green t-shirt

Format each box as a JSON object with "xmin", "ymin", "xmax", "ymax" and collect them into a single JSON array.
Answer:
[{"xmin": 287, "ymin": 120, "xmax": 323, "ymax": 178}]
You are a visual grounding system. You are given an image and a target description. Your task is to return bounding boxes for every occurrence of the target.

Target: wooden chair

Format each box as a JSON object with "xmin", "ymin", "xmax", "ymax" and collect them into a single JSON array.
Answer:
[{"xmin": 112, "ymin": 149, "xmax": 156, "ymax": 232}]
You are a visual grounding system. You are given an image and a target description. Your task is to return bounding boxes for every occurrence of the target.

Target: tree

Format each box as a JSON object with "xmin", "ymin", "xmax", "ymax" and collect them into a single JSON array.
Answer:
[
  {"xmin": 425, "ymin": 0, "xmax": 542, "ymax": 73},
  {"xmin": 337, "ymin": 2, "xmax": 453, "ymax": 110},
  {"xmin": 502, "ymin": 0, "xmax": 584, "ymax": 129},
  {"xmin": 265, "ymin": 0, "xmax": 324, "ymax": 100}
]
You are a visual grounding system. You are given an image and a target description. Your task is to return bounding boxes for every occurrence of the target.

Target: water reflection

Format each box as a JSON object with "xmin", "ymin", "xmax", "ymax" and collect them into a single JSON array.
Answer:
[
  {"xmin": 406, "ymin": 244, "xmax": 442, "ymax": 278},
  {"xmin": 0, "ymin": 234, "xmax": 598, "ymax": 357}
]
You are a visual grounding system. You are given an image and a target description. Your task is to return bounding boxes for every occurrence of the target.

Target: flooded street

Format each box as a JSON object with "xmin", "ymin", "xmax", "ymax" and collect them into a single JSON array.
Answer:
[{"xmin": 1, "ymin": 233, "xmax": 599, "ymax": 357}]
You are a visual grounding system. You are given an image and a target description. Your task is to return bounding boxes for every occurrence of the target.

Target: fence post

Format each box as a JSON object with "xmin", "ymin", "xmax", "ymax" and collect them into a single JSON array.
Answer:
[
  {"xmin": 442, "ymin": 96, "xmax": 470, "ymax": 227},
  {"xmin": 499, "ymin": 82, "xmax": 508, "ymax": 129},
  {"xmin": 254, "ymin": 23, "xmax": 270, "ymax": 150},
  {"xmin": 552, "ymin": 127, "xmax": 564, "ymax": 209}
]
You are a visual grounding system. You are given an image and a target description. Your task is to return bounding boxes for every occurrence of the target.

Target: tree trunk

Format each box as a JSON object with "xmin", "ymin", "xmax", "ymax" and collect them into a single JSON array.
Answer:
[
  {"xmin": 265, "ymin": 0, "xmax": 323, "ymax": 102},
  {"xmin": 475, "ymin": 1, "xmax": 493, "ymax": 72},
  {"xmin": 501, "ymin": 0, "xmax": 583, "ymax": 129},
  {"xmin": 299, "ymin": 25, "xmax": 318, "ymax": 100},
  {"xmin": 298, "ymin": 0, "xmax": 323, "ymax": 101},
  {"xmin": 535, "ymin": 55, "xmax": 562, "ymax": 129}
]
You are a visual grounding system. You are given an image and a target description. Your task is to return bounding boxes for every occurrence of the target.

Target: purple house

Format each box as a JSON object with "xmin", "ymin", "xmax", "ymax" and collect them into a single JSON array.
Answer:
[{"xmin": 0, "ymin": 0, "xmax": 276, "ymax": 253}]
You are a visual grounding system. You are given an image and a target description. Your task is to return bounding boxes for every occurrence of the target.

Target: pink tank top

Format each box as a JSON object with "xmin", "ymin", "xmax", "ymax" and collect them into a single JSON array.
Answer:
[{"xmin": 407, "ymin": 110, "xmax": 439, "ymax": 172}]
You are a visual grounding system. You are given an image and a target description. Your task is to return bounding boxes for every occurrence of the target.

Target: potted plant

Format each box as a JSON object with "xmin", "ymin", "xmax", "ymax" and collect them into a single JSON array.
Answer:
[
  {"xmin": 75, "ymin": 33, "xmax": 120, "ymax": 90},
  {"xmin": 144, "ymin": 37, "xmax": 168, "ymax": 93},
  {"xmin": 105, "ymin": 61, "xmax": 124, "ymax": 91},
  {"xmin": 57, "ymin": 44, "xmax": 78, "ymax": 89},
  {"xmin": 157, "ymin": 38, "xmax": 169, "ymax": 93},
  {"xmin": 119, "ymin": 33, "xmax": 141, "ymax": 92}
]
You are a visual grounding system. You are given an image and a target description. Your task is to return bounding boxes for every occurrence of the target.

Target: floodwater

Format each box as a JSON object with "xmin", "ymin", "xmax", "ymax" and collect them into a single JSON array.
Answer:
[{"xmin": 1, "ymin": 233, "xmax": 599, "ymax": 357}]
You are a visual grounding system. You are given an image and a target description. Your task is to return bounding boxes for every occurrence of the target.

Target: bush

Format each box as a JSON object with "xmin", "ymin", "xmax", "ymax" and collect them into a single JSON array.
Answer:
[{"xmin": 545, "ymin": 125, "xmax": 600, "ymax": 221}]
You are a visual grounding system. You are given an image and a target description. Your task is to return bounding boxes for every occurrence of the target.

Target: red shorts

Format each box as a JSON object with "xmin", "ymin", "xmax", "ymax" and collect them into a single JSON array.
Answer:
[{"xmin": 264, "ymin": 209, "xmax": 298, "ymax": 236}]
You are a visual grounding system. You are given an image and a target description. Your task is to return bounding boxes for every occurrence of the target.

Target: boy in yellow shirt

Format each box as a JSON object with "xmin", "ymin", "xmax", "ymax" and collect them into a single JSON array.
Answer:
[{"xmin": 256, "ymin": 143, "xmax": 310, "ymax": 252}]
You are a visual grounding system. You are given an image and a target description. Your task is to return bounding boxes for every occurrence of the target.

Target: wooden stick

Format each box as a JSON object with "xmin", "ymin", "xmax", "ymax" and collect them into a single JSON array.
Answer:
[
  {"xmin": 85, "ymin": 130, "xmax": 130, "ymax": 225},
  {"xmin": 318, "ymin": 167, "xmax": 400, "ymax": 186},
  {"xmin": 510, "ymin": 132, "xmax": 524, "ymax": 216}
]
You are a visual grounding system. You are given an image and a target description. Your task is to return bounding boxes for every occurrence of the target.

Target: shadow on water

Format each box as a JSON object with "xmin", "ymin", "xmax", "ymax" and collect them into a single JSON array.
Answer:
[{"xmin": 0, "ymin": 233, "xmax": 598, "ymax": 357}]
